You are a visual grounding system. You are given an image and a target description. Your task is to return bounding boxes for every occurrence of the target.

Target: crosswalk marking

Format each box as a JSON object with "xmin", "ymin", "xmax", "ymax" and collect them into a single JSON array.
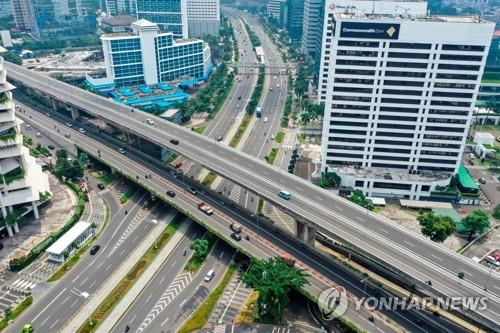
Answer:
[
  {"xmin": 228, "ymin": 185, "xmax": 241, "ymax": 203},
  {"xmin": 136, "ymin": 272, "xmax": 193, "ymax": 333},
  {"xmin": 213, "ymin": 325, "xmax": 226, "ymax": 333}
]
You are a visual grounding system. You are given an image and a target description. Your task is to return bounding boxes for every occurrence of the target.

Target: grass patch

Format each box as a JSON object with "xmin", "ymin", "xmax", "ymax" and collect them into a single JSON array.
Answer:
[
  {"xmin": 92, "ymin": 171, "xmax": 116, "ymax": 185},
  {"xmin": 0, "ymin": 295, "xmax": 33, "ymax": 331},
  {"xmin": 265, "ymin": 148, "xmax": 278, "ymax": 165},
  {"xmin": 274, "ymin": 131, "xmax": 284, "ymax": 144},
  {"xmin": 165, "ymin": 153, "xmax": 178, "ymax": 165},
  {"xmin": 192, "ymin": 126, "xmax": 206, "ymax": 134},
  {"xmin": 234, "ymin": 291, "xmax": 259, "ymax": 324},
  {"xmin": 184, "ymin": 233, "xmax": 217, "ymax": 272},
  {"xmin": 119, "ymin": 184, "xmax": 138, "ymax": 204},
  {"xmin": 77, "ymin": 214, "xmax": 185, "ymax": 333},
  {"xmin": 229, "ymin": 114, "xmax": 251, "ymax": 148},
  {"xmin": 178, "ymin": 265, "xmax": 236, "ymax": 333},
  {"xmin": 202, "ymin": 172, "xmax": 217, "ymax": 187},
  {"xmin": 29, "ymin": 145, "xmax": 52, "ymax": 157}
]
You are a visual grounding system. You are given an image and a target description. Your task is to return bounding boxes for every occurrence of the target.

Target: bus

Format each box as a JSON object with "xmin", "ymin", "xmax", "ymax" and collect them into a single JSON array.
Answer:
[
  {"xmin": 256, "ymin": 106, "xmax": 262, "ymax": 118},
  {"xmin": 277, "ymin": 190, "xmax": 291, "ymax": 200}
]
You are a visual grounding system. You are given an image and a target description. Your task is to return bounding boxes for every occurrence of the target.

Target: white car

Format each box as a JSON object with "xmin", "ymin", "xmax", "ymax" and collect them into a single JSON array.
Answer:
[
  {"xmin": 146, "ymin": 118, "xmax": 155, "ymax": 125},
  {"xmin": 277, "ymin": 84, "xmax": 280, "ymax": 88},
  {"xmin": 119, "ymin": 148, "xmax": 126, "ymax": 154},
  {"xmin": 79, "ymin": 128, "xmax": 86, "ymax": 134},
  {"xmin": 25, "ymin": 124, "xmax": 32, "ymax": 130},
  {"xmin": 36, "ymin": 132, "xmax": 42, "ymax": 138},
  {"xmin": 263, "ymin": 117, "xmax": 268, "ymax": 123},
  {"xmin": 274, "ymin": 76, "xmax": 277, "ymax": 80}
]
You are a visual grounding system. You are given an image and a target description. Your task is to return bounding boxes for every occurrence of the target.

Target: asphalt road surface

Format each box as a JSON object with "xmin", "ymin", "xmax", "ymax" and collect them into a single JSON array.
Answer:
[{"xmin": 14, "ymin": 103, "xmax": 473, "ymax": 333}]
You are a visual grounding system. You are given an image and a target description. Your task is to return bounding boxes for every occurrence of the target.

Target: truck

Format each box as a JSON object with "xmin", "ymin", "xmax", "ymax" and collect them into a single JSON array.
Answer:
[
  {"xmin": 197, "ymin": 202, "xmax": 214, "ymax": 215},
  {"xmin": 256, "ymin": 106, "xmax": 262, "ymax": 118}
]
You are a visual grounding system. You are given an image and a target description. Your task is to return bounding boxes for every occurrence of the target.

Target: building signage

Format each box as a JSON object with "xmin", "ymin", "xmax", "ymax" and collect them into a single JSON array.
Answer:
[{"xmin": 340, "ymin": 22, "xmax": 400, "ymax": 39}]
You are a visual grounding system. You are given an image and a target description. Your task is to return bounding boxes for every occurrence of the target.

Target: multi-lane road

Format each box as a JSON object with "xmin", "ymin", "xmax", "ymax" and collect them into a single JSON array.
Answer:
[
  {"xmin": 13, "ymin": 97, "xmax": 472, "ymax": 333},
  {"xmin": 6, "ymin": 60, "xmax": 500, "ymax": 330}
]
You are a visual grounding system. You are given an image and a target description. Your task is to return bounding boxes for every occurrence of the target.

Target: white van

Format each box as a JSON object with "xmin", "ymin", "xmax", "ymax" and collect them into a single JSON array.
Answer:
[{"xmin": 205, "ymin": 269, "xmax": 215, "ymax": 282}]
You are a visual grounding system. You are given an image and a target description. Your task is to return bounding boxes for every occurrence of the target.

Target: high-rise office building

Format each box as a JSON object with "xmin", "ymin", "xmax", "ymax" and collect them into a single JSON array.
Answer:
[
  {"xmin": 0, "ymin": 0, "xmax": 12, "ymax": 17},
  {"xmin": 97, "ymin": 19, "xmax": 210, "ymax": 87},
  {"xmin": 11, "ymin": 0, "xmax": 39, "ymax": 37},
  {"xmin": 286, "ymin": 0, "xmax": 304, "ymax": 45},
  {"xmin": 267, "ymin": 0, "xmax": 283, "ymax": 20},
  {"xmin": 319, "ymin": 1, "xmax": 494, "ymax": 199},
  {"xmin": 302, "ymin": 0, "xmax": 325, "ymax": 79},
  {"xmin": 186, "ymin": 0, "xmax": 220, "ymax": 37},
  {"xmin": 0, "ymin": 57, "xmax": 51, "ymax": 237},
  {"xmin": 133, "ymin": 0, "xmax": 188, "ymax": 39}
]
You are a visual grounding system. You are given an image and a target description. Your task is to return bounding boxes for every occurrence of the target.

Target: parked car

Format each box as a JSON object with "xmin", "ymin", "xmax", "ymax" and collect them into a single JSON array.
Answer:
[
  {"xmin": 90, "ymin": 245, "xmax": 101, "ymax": 255},
  {"xmin": 166, "ymin": 190, "xmax": 176, "ymax": 197}
]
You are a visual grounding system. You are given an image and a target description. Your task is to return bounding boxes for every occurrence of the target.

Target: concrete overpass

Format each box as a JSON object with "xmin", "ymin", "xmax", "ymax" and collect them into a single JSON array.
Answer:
[{"xmin": 5, "ymin": 62, "xmax": 500, "ymax": 331}]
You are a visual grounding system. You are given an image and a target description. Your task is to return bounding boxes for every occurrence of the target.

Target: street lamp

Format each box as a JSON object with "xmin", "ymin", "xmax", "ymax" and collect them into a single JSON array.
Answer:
[{"xmin": 360, "ymin": 277, "xmax": 369, "ymax": 298}]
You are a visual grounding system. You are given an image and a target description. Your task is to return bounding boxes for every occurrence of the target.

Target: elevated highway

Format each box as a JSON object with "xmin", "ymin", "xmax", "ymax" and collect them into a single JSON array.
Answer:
[{"xmin": 5, "ymin": 62, "xmax": 500, "ymax": 331}]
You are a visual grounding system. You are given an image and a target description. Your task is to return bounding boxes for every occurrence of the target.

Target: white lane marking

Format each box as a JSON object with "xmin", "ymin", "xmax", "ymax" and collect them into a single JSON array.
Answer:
[
  {"xmin": 377, "ymin": 228, "xmax": 389, "ymax": 234},
  {"xmin": 404, "ymin": 241, "xmax": 416, "ymax": 248},
  {"xmin": 161, "ymin": 317, "xmax": 170, "ymax": 326},
  {"xmin": 431, "ymin": 254, "xmax": 443, "ymax": 261},
  {"xmin": 40, "ymin": 316, "xmax": 51, "ymax": 326},
  {"xmin": 80, "ymin": 277, "xmax": 89, "ymax": 286},
  {"xmin": 49, "ymin": 319, "xmax": 60, "ymax": 330},
  {"xmin": 171, "ymin": 260, "xmax": 177, "ymax": 268},
  {"xmin": 70, "ymin": 299, "xmax": 79, "ymax": 308},
  {"xmin": 61, "ymin": 295, "xmax": 71, "ymax": 305},
  {"xmin": 32, "ymin": 288, "xmax": 67, "ymax": 322},
  {"xmin": 145, "ymin": 294, "xmax": 152, "ymax": 303},
  {"xmin": 130, "ymin": 313, "xmax": 138, "ymax": 324},
  {"xmin": 89, "ymin": 280, "xmax": 97, "ymax": 289}
]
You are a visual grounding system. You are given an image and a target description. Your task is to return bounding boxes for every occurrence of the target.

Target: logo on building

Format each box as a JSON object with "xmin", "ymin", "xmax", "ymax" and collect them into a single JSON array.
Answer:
[
  {"xmin": 340, "ymin": 22, "xmax": 400, "ymax": 39},
  {"xmin": 318, "ymin": 286, "xmax": 348, "ymax": 320},
  {"xmin": 386, "ymin": 26, "xmax": 397, "ymax": 37}
]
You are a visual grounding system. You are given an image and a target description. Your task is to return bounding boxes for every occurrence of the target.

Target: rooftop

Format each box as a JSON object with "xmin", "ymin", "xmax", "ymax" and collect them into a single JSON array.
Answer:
[
  {"xmin": 457, "ymin": 164, "xmax": 478, "ymax": 190},
  {"xmin": 332, "ymin": 166, "xmax": 451, "ymax": 182},
  {"xmin": 46, "ymin": 222, "xmax": 92, "ymax": 255},
  {"xmin": 101, "ymin": 14, "xmax": 135, "ymax": 26}
]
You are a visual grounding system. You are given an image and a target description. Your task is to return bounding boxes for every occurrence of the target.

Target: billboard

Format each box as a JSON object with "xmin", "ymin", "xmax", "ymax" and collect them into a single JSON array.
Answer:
[{"xmin": 340, "ymin": 22, "xmax": 400, "ymax": 39}]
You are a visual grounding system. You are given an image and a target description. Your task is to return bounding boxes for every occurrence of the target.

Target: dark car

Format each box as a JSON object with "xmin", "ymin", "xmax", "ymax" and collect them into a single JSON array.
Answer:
[
  {"xmin": 238, "ymin": 96, "xmax": 242, "ymax": 100},
  {"xmin": 167, "ymin": 190, "xmax": 176, "ymax": 197},
  {"xmin": 90, "ymin": 245, "xmax": 101, "ymax": 255},
  {"xmin": 97, "ymin": 183, "xmax": 105, "ymax": 190},
  {"xmin": 47, "ymin": 144, "xmax": 55, "ymax": 150},
  {"xmin": 231, "ymin": 232, "xmax": 242, "ymax": 241},
  {"xmin": 170, "ymin": 139, "xmax": 179, "ymax": 145},
  {"xmin": 216, "ymin": 136, "xmax": 223, "ymax": 142}
]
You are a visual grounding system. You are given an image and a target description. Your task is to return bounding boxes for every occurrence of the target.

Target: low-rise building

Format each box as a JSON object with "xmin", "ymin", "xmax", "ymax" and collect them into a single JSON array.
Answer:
[{"xmin": 46, "ymin": 222, "xmax": 94, "ymax": 262}]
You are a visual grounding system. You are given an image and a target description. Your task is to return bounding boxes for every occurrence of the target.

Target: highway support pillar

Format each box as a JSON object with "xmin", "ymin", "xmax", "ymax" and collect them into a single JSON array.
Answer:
[
  {"xmin": 0, "ymin": 206, "xmax": 13, "ymax": 237},
  {"xmin": 70, "ymin": 106, "xmax": 80, "ymax": 121},
  {"xmin": 51, "ymin": 97, "xmax": 57, "ymax": 111},
  {"xmin": 32, "ymin": 201, "xmax": 40, "ymax": 220},
  {"xmin": 295, "ymin": 220, "xmax": 316, "ymax": 248}
]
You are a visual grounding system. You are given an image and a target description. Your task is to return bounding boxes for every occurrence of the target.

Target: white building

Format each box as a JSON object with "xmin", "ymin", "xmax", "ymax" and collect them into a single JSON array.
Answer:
[
  {"xmin": 94, "ymin": 20, "xmax": 211, "ymax": 87},
  {"xmin": 46, "ymin": 222, "xmax": 94, "ymax": 262},
  {"xmin": 0, "ymin": 57, "xmax": 51, "ymax": 236},
  {"xmin": 186, "ymin": 0, "xmax": 220, "ymax": 37},
  {"xmin": 318, "ymin": 1, "xmax": 495, "ymax": 199},
  {"xmin": 267, "ymin": 0, "xmax": 283, "ymax": 20}
]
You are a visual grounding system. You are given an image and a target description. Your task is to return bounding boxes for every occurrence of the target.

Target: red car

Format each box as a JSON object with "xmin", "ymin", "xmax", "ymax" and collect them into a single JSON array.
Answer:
[{"xmin": 175, "ymin": 162, "xmax": 182, "ymax": 169}]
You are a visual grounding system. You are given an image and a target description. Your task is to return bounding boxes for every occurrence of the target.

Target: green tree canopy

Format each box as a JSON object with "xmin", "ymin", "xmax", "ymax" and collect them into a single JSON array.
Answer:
[
  {"xmin": 242, "ymin": 257, "xmax": 309, "ymax": 322},
  {"xmin": 190, "ymin": 239, "xmax": 209, "ymax": 259},
  {"xmin": 493, "ymin": 204, "xmax": 500, "ymax": 220},
  {"xmin": 418, "ymin": 212, "xmax": 456, "ymax": 242},
  {"xmin": 462, "ymin": 210, "xmax": 490, "ymax": 240},
  {"xmin": 54, "ymin": 151, "xmax": 83, "ymax": 180},
  {"xmin": 347, "ymin": 189, "xmax": 373, "ymax": 211}
]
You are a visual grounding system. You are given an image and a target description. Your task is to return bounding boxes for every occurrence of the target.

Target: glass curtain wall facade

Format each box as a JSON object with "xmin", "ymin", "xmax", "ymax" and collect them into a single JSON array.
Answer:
[{"xmin": 134, "ymin": 0, "xmax": 187, "ymax": 39}]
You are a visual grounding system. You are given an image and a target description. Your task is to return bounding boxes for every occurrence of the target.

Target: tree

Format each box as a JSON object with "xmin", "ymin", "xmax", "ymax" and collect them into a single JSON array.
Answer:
[
  {"xmin": 79, "ymin": 152, "xmax": 90, "ymax": 166},
  {"xmin": 319, "ymin": 171, "xmax": 340, "ymax": 188},
  {"xmin": 1, "ymin": 51, "xmax": 22, "ymax": 65},
  {"xmin": 54, "ymin": 151, "xmax": 83, "ymax": 180},
  {"xmin": 462, "ymin": 210, "xmax": 490, "ymax": 241},
  {"xmin": 190, "ymin": 239, "xmax": 209, "ymax": 259},
  {"xmin": 242, "ymin": 257, "xmax": 309, "ymax": 322},
  {"xmin": 493, "ymin": 204, "xmax": 500, "ymax": 220},
  {"xmin": 418, "ymin": 212, "xmax": 456, "ymax": 242},
  {"xmin": 56, "ymin": 149, "xmax": 68, "ymax": 159},
  {"xmin": 347, "ymin": 189, "xmax": 373, "ymax": 211}
]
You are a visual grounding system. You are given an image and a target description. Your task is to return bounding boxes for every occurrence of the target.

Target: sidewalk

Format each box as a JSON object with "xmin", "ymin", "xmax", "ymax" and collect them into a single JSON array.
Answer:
[
  {"xmin": 95, "ymin": 218, "xmax": 191, "ymax": 333},
  {"xmin": 61, "ymin": 210, "xmax": 181, "ymax": 333}
]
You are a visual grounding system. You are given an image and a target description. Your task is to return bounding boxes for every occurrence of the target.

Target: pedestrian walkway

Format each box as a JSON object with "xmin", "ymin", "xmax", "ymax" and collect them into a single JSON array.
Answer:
[{"xmin": 208, "ymin": 268, "xmax": 253, "ymax": 326}]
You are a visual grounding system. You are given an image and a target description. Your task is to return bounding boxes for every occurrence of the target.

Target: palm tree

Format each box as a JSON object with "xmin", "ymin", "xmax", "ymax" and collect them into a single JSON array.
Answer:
[{"xmin": 242, "ymin": 257, "xmax": 309, "ymax": 322}]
